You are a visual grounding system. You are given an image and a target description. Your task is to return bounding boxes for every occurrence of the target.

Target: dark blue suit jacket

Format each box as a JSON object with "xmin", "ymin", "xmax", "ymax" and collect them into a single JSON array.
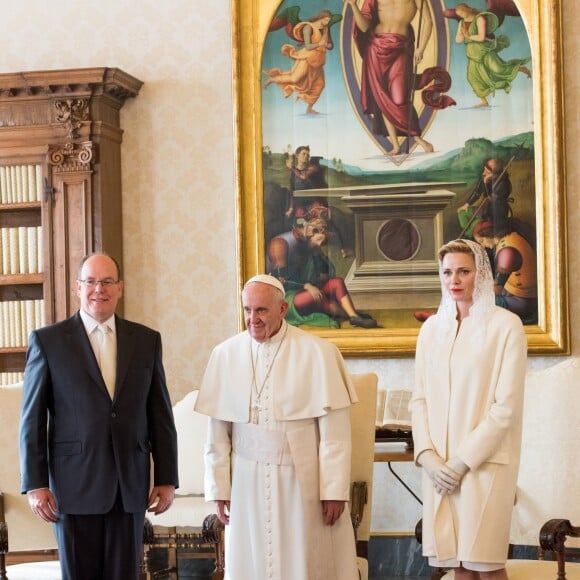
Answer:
[{"xmin": 19, "ymin": 312, "xmax": 178, "ymax": 514}]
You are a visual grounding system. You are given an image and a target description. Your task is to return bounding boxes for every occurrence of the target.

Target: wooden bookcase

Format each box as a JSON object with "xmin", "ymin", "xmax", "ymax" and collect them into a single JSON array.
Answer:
[{"xmin": 0, "ymin": 68, "xmax": 143, "ymax": 380}]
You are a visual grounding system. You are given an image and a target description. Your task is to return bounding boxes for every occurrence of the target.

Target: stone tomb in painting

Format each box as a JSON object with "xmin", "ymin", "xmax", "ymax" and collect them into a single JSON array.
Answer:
[{"xmin": 294, "ymin": 182, "xmax": 462, "ymax": 310}]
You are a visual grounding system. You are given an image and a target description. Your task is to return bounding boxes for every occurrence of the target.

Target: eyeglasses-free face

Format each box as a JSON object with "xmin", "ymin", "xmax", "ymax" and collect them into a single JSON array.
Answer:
[{"xmin": 75, "ymin": 256, "xmax": 124, "ymax": 323}]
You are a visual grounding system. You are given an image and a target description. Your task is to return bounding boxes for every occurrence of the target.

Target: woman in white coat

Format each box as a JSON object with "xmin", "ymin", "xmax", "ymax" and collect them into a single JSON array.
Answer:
[{"xmin": 410, "ymin": 239, "xmax": 527, "ymax": 579}]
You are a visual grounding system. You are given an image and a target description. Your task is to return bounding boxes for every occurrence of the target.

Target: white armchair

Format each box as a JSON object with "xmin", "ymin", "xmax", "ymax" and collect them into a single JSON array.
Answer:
[
  {"xmin": 142, "ymin": 389, "xmax": 224, "ymax": 579},
  {"xmin": 349, "ymin": 372, "xmax": 378, "ymax": 580},
  {"xmin": 0, "ymin": 382, "xmax": 60, "ymax": 579}
]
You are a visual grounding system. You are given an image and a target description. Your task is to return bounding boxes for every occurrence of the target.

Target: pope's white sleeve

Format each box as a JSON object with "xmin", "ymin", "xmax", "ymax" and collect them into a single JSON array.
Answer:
[
  {"xmin": 318, "ymin": 407, "xmax": 351, "ymax": 501},
  {"xmin": 204, "ymin": 417, "xmax": 232, "ymax": 501}
]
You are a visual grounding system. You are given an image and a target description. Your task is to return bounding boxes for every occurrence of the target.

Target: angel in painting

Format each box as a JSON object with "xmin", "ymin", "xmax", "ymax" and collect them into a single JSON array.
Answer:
[
  {"xmin": 447, "ymin": 1, "xmax": 531, "ymax": 108},
  {"xmin": 262, "ymin": 7, "xmax": 342, "ymax": 114}
]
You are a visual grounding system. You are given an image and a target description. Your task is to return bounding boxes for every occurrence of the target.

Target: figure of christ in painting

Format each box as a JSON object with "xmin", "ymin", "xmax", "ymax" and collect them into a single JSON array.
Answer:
[
  {"xmin": 454, "ymin": 3, "xmax": 531, "ymax": 108},
  {"xmin": 346, "ymin": 0, "xmax": 455, "ymax": 156},
  {"xmin": 263, "ymin": 10, "xmax": 336, "ymax": 115},
  {"xmin": 267, "ymin": 217, "xmax": 378, "ymax": 329}
]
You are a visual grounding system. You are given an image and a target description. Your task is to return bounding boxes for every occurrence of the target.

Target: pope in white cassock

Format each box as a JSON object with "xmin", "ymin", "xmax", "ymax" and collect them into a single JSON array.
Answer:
[{"xmin": 195, "ymin": 274, "xmax": 359, "ymax": 580}]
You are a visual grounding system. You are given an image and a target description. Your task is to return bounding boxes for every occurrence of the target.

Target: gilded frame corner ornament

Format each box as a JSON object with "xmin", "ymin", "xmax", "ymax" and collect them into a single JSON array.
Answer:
[{"xmin": 232, "ymin": 0, "xmax": 569, "ymax": 357}]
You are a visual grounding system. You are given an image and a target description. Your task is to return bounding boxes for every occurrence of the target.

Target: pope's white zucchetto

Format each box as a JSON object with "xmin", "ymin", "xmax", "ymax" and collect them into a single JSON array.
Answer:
[{"xmin": 244, "ymin": 274, "xmax": 285, "ymax": 295}]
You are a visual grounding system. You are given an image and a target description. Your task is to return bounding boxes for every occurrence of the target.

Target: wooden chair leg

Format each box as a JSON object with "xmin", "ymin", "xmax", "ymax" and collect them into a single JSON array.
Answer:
[
  {"xmin": 210, "ymin": 542, "xmax": 225, "ymax": 580},
  {"xmin": 0, "ymin": 520, "xmax": 7, "ymax": 580},
  {"xmin": 203, "ymin": 514, "xmax": 225, "ymax": 580},
  {"xmin": 166, "ymin": 528, "xmax": 178, "ymax": 580}
]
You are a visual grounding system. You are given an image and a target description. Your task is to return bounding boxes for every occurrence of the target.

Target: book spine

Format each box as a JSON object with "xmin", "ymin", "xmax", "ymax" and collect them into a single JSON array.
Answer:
[
  {"xmin": 35, "ymin": 299, "xmax": 45, "ymax": 329},
  {"xmin": 15, "ymin": 165, "xmax": 23, "ymax": 203},
  {"xmin": 28, "ymin": 165, "xmax": 37, "ymax": 202},
  {"xmin": 18, "ymin": 227, "xmax": 28, "ymax": 274},
  {"xmin": 27, "ymin": 227, "xmax": 38, "ymax": 274},
  {"xmin": 7, "ymin": 166, "xmax": 15, "ymax": 204},
  {"xmin": 25, "ymin": 300, "xmax": 34, "ymax": 342},
  {"xmin": 8, "ymin": 300, "xmax": 17, "ymax": 347},
  {"xmin": 35, "ymin": 165, "xmax": 43, "ymax": 202},
  {"xmin": 0, "ymin": 166, "xmax": 7, "ymax": 204},
  {"xmin": 37, "ymin": 226, "xmax": 43, "ymax": 272},
  {"xmin": 0, "ymin": 303, "xmax": 5, "ymax": 348},
  {"xmin": 21, "ymin": 165, "xmax": 29, "ymax": 203},
  {"xmin": 14, "ymin": 300, "xmax": 23, "ymax": 347},
  {"xmin": 1, "ymin": 228, "xmax": 9, "ymax": 275},
  {"xmin": 8, "ymin": 227, "xmax": 18, "ymax": 275}
]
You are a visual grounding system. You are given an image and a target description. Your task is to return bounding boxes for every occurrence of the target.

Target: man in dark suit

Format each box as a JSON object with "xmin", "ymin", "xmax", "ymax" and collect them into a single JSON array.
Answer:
[{"xmin": 19, "ymin": 253, "xmax": 179, "ymax": 580}]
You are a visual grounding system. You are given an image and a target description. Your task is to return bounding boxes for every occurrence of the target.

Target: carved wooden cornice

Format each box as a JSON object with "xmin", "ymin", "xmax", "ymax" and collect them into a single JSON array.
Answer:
[
  {"xmin": 0, "ymin": 68, "xmax": 143, "ymax": 150},
  {"xmin": 0, "ymin": 68, "xmax": 143, "ymax": 105}
]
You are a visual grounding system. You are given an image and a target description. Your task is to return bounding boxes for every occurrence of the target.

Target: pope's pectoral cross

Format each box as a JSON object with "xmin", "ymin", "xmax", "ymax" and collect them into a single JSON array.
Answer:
[{"xmin": 251, "ymin": 401, "xmax": 262, "ymax": 424}]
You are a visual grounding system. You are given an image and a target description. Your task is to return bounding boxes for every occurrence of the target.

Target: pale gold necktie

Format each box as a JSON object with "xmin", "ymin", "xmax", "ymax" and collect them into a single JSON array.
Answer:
[{"xmin": 97, "ymin": 324, "xmax": 116, "ymax": 399}]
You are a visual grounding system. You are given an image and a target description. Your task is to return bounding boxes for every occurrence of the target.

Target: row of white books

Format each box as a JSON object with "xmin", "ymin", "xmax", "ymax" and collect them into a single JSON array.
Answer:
[
  {"xmin": 0, "ymin": 226, "xmax": 43, "ymax": 275},
  {"xmin": 0, "ymin": 164, "xmax": 43, "ymax": 205},
  {"xmin": 376, "ymin": 389, "xmax": 412, "ymax": 429},
  {"xmin": 0, "ymin": 299, "xmax": 45, "ymax": 348},
  {"xmin": 0, "ymin": 372, "xmax": 24, "ymax": 386}
]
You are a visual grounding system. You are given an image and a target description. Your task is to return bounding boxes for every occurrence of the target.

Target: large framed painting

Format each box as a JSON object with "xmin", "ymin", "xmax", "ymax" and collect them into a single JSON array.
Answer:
[{"xmin": 233, "ymin": 0, "xmax": 568, "ymax": 356}]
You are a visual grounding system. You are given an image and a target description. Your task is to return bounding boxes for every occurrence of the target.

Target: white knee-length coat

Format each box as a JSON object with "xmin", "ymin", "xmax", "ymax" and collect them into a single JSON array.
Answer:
[{"xmin": 411, "ymin": 306, "xmax": 527, "ymax": 565}]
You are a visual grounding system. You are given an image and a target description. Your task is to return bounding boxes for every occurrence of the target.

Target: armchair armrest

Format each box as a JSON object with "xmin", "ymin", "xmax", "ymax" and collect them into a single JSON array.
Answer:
[
  {"xmin": 203, "ymin": 514, "xmax": 225, "ymax": 576},
  {"xmin": 1, "ymin": 492, "xmax": 7, "ymax": 580},
  {"xmin": 202, "ymin": 514, "xmax": 224, "ymax": 544},
  {"xmin": 540, "ymin": 519, "xmax": 580, "ymax": 580},
  {"xmin": 540, "ymin": 519, "xmax": 580, "ymax": 552},
  {"xmin": 350, "ymin": 481, "xmax": 368, "ymax": 541}
]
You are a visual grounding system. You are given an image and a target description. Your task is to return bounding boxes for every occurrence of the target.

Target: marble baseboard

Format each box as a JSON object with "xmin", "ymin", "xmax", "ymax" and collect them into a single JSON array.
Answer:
[
  {"xmin": 147, "ymin": 547, "xmax": 216, "ymax": 578},
  {"xmin": 369, "ymin": 535, "xmax": 430, "ymax": 578},
  {"xmin": 368, "ymin": 536, "xmax": 542, "ymax": 579}
]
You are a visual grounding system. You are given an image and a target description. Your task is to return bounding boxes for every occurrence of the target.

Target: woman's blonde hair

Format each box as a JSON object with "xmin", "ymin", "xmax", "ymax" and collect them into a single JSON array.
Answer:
[{"xmin": 438, "ymin": 238, "xmax": 476, "ymax": 262}]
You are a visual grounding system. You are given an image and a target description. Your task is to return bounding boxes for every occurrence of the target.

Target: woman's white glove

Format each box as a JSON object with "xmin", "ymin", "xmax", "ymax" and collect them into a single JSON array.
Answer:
[
  {"xmin": 446, "ymin": 456, "xmax": 469, "ymax": 478},
  {"xmin": 419, "ymin": 450, "xmax": 463, "ymax": 495}
]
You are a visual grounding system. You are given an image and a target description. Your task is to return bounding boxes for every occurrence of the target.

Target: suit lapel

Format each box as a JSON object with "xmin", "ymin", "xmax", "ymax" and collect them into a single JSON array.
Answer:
[
  {"xmin": 67, "ymin": 312, "xmax": 106, "ymax": 392},
  {"xmin": 114, "ymin": 316, "xmax": 135, "ymax": 397}
]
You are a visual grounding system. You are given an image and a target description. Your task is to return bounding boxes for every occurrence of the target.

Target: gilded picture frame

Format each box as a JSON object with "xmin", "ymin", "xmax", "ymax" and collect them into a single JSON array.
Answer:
[{"xmin": 233, "ymin": 0, "xmax": 568, "ymax": 357}]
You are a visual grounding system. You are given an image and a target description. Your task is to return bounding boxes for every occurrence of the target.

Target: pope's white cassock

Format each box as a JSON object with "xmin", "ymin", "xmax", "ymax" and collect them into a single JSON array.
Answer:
[{"xmin": 195, "ymin": 321, "xmax": 359, "ymax": 580}]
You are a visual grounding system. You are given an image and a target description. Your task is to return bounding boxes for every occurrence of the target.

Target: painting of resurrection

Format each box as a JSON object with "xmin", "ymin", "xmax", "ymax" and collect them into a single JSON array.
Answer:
[{"xmin": 240, "ymin": 0, "xmax": 566, "ymax": 355}]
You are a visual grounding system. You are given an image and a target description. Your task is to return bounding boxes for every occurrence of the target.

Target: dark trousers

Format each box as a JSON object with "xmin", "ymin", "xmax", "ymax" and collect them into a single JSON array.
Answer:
[{"xmin": 53, "ymin": 490, "xmax": 145, "ymax": 580}]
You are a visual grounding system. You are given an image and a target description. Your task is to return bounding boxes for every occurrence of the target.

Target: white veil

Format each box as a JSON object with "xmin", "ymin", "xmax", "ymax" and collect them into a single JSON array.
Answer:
[{"xmin": 436, "ymin": 239, "xmax": 495, "ymax": 334}]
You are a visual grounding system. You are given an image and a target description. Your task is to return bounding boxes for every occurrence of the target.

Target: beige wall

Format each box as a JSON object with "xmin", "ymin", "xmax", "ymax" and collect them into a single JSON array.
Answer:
[{"xmin": 0, "ymin": 0, "xmax": 577, "ymax": 537}]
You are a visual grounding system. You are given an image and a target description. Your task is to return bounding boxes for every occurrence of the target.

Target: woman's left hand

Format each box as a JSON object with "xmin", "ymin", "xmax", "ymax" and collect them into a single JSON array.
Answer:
[{"xmin": 446, "ymin": 457, "xmax": 469, "ymax": 478}]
